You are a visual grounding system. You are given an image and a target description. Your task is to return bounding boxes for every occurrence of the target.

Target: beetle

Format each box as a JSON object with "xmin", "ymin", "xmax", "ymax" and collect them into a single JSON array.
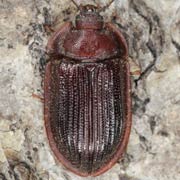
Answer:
[{"xmin": 44, "ymin": 0, "xmax": 133, "ymax": 177}]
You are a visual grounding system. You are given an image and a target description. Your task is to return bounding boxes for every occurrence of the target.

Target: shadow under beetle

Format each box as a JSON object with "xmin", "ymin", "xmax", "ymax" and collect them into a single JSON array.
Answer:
[{"xmin": 44, "ymin": 0, "xmax": 136, "ymax": 177}]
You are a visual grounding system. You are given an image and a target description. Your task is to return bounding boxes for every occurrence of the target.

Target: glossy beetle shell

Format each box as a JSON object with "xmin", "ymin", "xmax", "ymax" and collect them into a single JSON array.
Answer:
[{"xmin": 45, "ymin": 6, "xmax": 131, "ymax": 177}]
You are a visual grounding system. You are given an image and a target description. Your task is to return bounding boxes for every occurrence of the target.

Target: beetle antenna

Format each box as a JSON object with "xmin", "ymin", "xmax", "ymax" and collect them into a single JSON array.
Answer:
[
  {"xmin": 98, "ymin": 0, "xmax": 115, "ymax": 12},
  {"xmin": 71, "ymin": 0, "xmax": 80, "ymax": 10}
]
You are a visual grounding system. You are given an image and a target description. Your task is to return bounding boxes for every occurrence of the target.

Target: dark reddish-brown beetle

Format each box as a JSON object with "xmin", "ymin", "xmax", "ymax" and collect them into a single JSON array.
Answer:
[{"xmin": 44, "ymin": 0, "xmax": 132, "ymax": 177}]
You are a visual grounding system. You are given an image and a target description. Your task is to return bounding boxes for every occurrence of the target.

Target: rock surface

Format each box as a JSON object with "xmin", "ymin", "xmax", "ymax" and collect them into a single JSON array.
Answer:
[{"xmin": 0, "ymin": 0, "xmax": 179, "ymax": 180}]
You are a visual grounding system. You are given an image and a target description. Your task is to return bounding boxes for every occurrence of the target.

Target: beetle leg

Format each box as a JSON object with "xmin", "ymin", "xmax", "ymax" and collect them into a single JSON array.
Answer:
[
  {"xmin": 43, "ymin": 24, "xmax": 55, "ymax": 34},
  {"xmin": 128, "ymin": 57, "xmax": 141, "ymax": 78},
  {"xmin": 32, "ymin": 93, "xmax": 44, "ymax": 102}
]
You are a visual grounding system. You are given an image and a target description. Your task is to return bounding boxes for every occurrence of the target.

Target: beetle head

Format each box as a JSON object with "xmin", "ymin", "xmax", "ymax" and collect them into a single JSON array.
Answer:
[{"xmin": 75, "ymin": 5, "xmax": 103, "ymax": 30}]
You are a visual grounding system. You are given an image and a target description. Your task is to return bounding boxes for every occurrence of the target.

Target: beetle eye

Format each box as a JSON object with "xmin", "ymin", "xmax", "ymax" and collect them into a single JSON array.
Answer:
[{"xmin": 88, "ymin": 9, "xmax": 93, "ymax": 12}]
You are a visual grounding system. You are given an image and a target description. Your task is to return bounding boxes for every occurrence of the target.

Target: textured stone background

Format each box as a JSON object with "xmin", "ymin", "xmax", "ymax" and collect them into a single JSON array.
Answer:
[{"xmin": 0, "ymin": 0, "xmax": 179, "ymax": 180}]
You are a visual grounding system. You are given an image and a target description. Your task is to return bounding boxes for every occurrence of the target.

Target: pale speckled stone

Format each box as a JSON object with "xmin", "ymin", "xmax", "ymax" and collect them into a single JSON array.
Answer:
[
  {"xmin": 0, "ymin": 0, "xmax": 180, "ymax": 180},
  {"xmin": 146, "ymin": 64, "xmax": 180, "ymax": 114},
  {"xmin": 0, "ymin": 130, "xmax": 25, "ymax": 151},
  {"xmin": 0, "ymin": 120, "xmax": 24, "ymax": 162},
  {"xmin": 0, "ymin": 144, "xmax": 7, "ymax": 163}
]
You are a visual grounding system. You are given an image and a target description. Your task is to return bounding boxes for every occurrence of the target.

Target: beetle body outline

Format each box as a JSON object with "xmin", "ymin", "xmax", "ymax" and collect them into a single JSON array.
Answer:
[{"xmin": 44, "ymin": 4, "xmax": 131, "ymax": 177}]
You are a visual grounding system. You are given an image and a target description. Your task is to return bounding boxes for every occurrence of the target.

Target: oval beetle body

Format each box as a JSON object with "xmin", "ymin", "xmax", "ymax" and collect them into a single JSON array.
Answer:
[{"xmin": 44, "ymin": 5, "xmax": 131, "ymax": 177}]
